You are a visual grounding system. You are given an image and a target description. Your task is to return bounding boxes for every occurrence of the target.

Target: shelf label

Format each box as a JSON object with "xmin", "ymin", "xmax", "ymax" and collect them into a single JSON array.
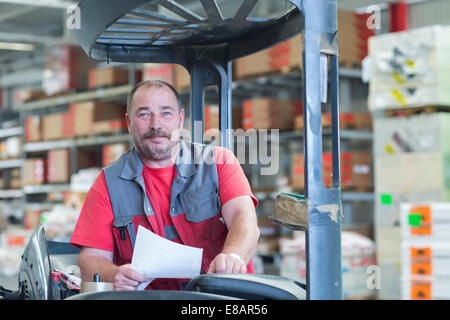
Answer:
[
  {"xmin": 411, "ymin": 279, "xmax": 431, "ymax": 300},
  {"xmin": 409, "ymin": 205, "xmax": 432, "ymax": 236},
  {"xmin": 410, "ymin": 247, "xmax": 432, "ymax": 276}
]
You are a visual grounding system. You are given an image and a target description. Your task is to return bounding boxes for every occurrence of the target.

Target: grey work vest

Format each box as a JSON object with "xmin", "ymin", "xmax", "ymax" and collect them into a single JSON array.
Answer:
[{"xmin": 103, "ymin": 140, "xmax": 227, "ymax": 271}]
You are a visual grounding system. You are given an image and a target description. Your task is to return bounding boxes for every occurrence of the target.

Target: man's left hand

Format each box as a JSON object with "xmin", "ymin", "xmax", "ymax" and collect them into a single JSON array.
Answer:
[{"xmin": 207, "ymin": 253, "xmax": 247, "ymax": 274}]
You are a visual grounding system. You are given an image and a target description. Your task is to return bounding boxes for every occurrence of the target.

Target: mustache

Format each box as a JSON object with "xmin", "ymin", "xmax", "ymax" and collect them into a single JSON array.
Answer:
[{"xmin": 143, "ymin": 129, "xmax": 171, "ymax": 139}]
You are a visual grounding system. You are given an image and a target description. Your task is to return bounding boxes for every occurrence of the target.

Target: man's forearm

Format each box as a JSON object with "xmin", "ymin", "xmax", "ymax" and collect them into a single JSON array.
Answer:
[
  {"xmin": 221, "ymin": 212, "xmax": 260, "ymax": 264},
  {"xmin": 77, "ymin": 251, "xmax": 119, "ymax": 283}
]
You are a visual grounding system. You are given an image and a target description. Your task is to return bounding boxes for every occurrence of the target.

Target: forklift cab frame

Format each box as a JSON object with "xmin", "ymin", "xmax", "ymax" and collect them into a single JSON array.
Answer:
[{"xmin": 1, "ymin": 0, "xmax": 342, "ymax": 300}]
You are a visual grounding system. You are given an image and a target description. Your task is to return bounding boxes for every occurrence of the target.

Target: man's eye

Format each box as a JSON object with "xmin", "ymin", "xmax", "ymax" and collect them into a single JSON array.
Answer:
[
  {"xmin": 139, "ymin": 113, "xmax": 149, "ymax": 117},
  {"xmin": 162, "ymin": 112, "xmax": 172, "ymax": 116}
]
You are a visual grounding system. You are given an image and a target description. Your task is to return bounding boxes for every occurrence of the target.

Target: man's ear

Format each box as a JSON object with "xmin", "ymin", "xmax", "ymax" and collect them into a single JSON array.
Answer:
[
  {"xmin": 179, "ymin": 108, "xmax": 185, "ymax": 129},
  {"xmin": 125, "ymin": 112, "xmax": 132, "ymax": 133}
]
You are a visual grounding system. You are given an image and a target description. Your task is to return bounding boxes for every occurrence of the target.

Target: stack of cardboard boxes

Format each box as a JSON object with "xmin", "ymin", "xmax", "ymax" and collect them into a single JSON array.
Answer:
[
  {"xmin": 24, "ymin": 101, "xmax": 127, "ymax": 142},
  {"xmin": 242, "ymin": 98, "xmax": 301, "ymax": 131},
  {"xmin": 291, "ymin": 152, "xmax": 372, "ymax": 191},
  {"xmin": 368, "ymin": 26, "xmax": 450, "ymax": 112},
  {"xmin": 234, "ymin": 10, "xmax": 374, "ymax": 80}
]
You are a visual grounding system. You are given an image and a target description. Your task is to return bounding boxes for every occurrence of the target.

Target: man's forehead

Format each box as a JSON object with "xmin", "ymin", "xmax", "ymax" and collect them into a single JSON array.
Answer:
[{"xmin": 132, "ymin": 85, "xmax": 178, "ymax": 108}]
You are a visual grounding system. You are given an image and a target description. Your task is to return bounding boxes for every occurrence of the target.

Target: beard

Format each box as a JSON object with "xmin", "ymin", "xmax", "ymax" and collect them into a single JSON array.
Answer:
[{"xmin": 133, "ymin": 128, "xmax": 180, "ymax": 162}]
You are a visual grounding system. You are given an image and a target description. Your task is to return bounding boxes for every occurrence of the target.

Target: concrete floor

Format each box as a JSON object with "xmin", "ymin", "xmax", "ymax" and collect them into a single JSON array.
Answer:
[{"xmin": 0, "ymin": 274, "xmax": 18, "ymax": 291}]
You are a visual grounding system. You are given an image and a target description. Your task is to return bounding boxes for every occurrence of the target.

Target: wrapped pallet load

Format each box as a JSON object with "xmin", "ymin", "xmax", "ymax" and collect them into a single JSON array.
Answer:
[{"xmin": 279, "ymin": 231, "xmax": 376, "ymax": 299}]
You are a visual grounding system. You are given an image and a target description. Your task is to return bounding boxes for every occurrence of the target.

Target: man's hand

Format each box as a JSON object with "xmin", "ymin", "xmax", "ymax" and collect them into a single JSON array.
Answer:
[
  {"xmin": 113, "ymin": 264, "xmax": 148, "ymax": 291},
  {"xmin": 207, "ymin": 253, "xmax": 247, "ymax": 274}
]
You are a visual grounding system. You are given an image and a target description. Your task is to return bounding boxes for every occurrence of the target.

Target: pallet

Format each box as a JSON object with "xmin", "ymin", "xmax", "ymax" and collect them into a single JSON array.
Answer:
[
  {"xmin": 384, "ymin": 105, "xmax": 450, "ymax": 118},
  {"xmin": 339, "ymin": 61, "xmax": 362, "ymax": 70}
]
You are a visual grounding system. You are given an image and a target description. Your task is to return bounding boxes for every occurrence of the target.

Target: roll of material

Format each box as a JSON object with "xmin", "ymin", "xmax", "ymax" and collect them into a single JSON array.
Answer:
[{"xmin": 80, "ymin": 281, "xmax": 114, "ymax": 293}]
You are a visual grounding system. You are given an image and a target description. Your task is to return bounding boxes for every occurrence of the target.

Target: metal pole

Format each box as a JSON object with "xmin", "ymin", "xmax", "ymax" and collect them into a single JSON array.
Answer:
[{"xmin": 301, "ymin": 0, "xmax": 342, "ymax": 300}]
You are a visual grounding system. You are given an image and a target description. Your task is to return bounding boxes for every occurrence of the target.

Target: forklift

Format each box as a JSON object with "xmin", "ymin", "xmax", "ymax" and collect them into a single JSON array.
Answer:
[{"xmin": 0, "ymin": 0, "xmax": 342, "ymax": 300}]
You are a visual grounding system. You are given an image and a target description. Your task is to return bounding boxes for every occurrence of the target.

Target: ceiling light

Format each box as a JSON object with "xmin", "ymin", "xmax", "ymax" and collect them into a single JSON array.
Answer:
[{"xmin": 0, "ymin": 42, "xmax": 35, "ymax": 51}]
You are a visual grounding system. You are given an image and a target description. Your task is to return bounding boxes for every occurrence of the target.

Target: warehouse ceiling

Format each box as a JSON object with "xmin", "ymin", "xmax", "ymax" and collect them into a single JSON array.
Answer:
[{"xmin": 0, "ymin": 0, "xmax": 430, "ymax": 62}]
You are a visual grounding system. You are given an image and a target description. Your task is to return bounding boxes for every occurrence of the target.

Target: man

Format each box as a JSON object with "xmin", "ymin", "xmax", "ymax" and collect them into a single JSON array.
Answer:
[{"xmin": 70, "ymin": 80, "xmax": 260, "ymax": 291}]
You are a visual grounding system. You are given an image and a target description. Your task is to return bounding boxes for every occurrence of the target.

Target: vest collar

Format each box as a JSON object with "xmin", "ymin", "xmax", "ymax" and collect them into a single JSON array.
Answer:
[{"xmin": 119, "ymin": 140, "xmax": 197, "ymax": 180}]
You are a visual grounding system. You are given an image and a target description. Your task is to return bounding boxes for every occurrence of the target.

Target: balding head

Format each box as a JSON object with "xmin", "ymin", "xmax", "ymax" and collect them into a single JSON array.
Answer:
[{"xmin": 127, "ymin": 80, "xmax": 181, "ymax": 116}]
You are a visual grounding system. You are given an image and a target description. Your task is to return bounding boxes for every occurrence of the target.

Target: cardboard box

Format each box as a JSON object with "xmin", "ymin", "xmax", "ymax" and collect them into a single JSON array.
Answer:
[
  {"xmin": 234, "ymin": 34, "xmax": 302, "ymax": 79},
  {"xmin": 25, "ymin": 116, "xmax": 41, "ymax": 142},
  {"xmin": 373, "ymin": 113, "xmax": 450, "ymax": 156},
  {"xmin": 4, "ymin": 136, "xmax": 22, "ymax": 158},
  {"xmin": 242, "ymin": 98, "xmax": 302, "ymax": 130},
  {"xmin": 400, "ymin": 202, "xmax": 450, "ymax": 239},
  {"xmin": 402, "ymin": 275, "xmax": 450, "ymax": 300},
  {"xmin": 173, "ymin": 64, "xmax": 190, "ymax": 91},
  {"xmin": 24, "ymin": 210, "xmax": 41, "ymax": 230},
  {"xmin": 368, "ymin": 26, "xmax": 450, "ymax": 111},
  {"xmin": 375, "ymin": 190, "xmax": 450, "ymax": 228},
  {"xmin": 143, "ymin": 63, "xmax": 174, "ymax": 84},
  {"xmin": 22, "ymin": 158, "xmax": 46, "ymax": 185},
  {"xmin": 234, "ymin": 10, "xmax": 374, "ymax": 80},
  {"xmin": 14, "ymin": 89, "xmax": 46, "ymax": 103},
  {"xmin": 47, "ymin": 149, "xmax": 71, "ymax": 183},
  {"xmin": 291, "ymin": 152, "xmax": 371, "ymax": 190},
  {"xmin": 42, "ymin": 113, "xmax": 64, "ymax": 141},
  {"xmin": 71, "ymin": 101, "xmax": 126, "ymax": 136},
  {"xmin": 88, "ymin": 67, "xmax": 129, "ymax": 88},
  {"xmin": 102, "ymin": 143, "xmax": 129, "ymax": 167},
  {"xmin": 375, "ymin": 152, "xmax": 450, "ymax": 194},
  {"xmin": 295, "ymin": 112, "xmax": 372, "ymax": 131},
  {"xmin": 64, "ymin": 192, "xmax": 87, "ymax": 210}
]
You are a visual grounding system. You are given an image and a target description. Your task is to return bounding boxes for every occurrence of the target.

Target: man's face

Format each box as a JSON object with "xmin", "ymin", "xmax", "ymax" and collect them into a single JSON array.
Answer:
[{"xmin": 126, "ymin": 85, "xmax": 184, "ymax": 162}]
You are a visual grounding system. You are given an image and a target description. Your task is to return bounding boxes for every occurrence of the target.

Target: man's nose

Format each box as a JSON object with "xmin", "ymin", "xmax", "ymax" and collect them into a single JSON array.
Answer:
[{"xmin": 149, "ymin": 113, "xmax": 163, "ymax": 129}]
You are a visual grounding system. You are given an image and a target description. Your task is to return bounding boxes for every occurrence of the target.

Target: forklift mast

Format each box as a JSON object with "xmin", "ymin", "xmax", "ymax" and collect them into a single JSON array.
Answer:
[{"xmin": 71, "ymin": 0, "xmax": 342, "ymax": 300}]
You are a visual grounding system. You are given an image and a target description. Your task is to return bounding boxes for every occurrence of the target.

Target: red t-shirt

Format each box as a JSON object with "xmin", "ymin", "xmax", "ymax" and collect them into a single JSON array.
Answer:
[{"xmin": 70, "ymin": 146, "xmax": 258, "ymax": 252}]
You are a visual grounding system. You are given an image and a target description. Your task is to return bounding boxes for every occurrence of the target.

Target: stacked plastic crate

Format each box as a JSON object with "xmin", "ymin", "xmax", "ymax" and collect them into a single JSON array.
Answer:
[
  {"xmin": 368, "ymin": 25, "xmax": 450, "ymax": 299},
  {"xmin": 400, "ymin": 203, "xmax": 450, "ymax": 300}
]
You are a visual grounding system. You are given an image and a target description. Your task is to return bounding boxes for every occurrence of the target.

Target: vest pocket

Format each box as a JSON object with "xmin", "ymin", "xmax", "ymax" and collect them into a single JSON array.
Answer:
[
  {"xmin": 181, "ymin": 185, "xmax": 220, "ymax": 223},
  {"xmin": 112, "ymin": 216, "xmax": 135, "ymax": 265}
]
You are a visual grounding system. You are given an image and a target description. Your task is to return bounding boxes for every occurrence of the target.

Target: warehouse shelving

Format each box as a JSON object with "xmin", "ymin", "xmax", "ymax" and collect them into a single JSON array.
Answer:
[
  {"xmin": 22, "ymin": 184, "xmax": 71, "ymax": 195},
  {"xmin": 12, "ymin": 84, "xmax": 133, "ymax": 111},
  {"xmin": 0, "ymin": 126, "xmax": 23, "ymax": 139},
  {"xmin": 23, "ymin": 133, "xmax": 132, "ymax": 152},
  {"xmin": 0, "ymin": 189, "xmax": 23, "ymax": 199},
  {"xmin": 0, "ymin": 159, "xmax": 23, "ymax": 170}
]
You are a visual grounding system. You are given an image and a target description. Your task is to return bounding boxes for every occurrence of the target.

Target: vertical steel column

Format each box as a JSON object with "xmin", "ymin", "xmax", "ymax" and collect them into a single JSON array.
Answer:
[
  {"xmin": 189, "ymin": 58, "xmax": 206, "ymax": 144},
  {"xmin": 218, "ymin": 61, "xmax": 232, "ymax": 150},
  {"xmin": 300, "ymin": 0, "xmax": 342, "ymax": 300},
  {"xmin": 189, "ymin": 51, "xmax": 232, "ymax": 149}
]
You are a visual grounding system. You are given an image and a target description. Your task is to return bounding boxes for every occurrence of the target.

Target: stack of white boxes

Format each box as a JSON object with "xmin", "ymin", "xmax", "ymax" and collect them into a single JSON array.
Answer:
[
  {"xmin": 368, "ymin": 26, "xmax": 450, "ymax": 299},
  {"xmin": 400, "ymin": 203, "xmax": 450, "ymax": 299},
  {"xmin": 368, "ymin": 25, "xmax": 450, "ymax": 112},
  {"xmin": 279, "ymin": 231, "xmax": 377, "ymax": 299}
]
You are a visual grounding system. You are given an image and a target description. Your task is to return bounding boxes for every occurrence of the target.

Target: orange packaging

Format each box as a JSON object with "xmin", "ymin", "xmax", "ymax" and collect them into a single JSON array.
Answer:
[
  {"xmin": 411, "ymin": 279, "xmax": 432, "ymax": 300},
  {"xmin": 410, "ymin": 247, "xmax": 432, "ymax": 276},
  {"xmin": 410, "ymin": 205, "xmax": 432, "ymax": 236}
]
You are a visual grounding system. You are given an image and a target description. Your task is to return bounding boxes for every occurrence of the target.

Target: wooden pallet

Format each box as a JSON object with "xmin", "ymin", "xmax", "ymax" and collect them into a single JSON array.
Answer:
[
  {"xmin": 339, "ymin": 61, "xmax": 362, "ymax": 70},
  {"xmin": 384, "ymin": 105, "xmax": 450, "ymax": 118}
]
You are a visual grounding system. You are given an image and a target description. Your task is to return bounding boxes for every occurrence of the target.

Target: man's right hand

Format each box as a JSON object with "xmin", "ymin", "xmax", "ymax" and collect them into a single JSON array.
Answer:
[{"xmin": 113, "ymin": 264, "xmax": 148, "ymax": 291}]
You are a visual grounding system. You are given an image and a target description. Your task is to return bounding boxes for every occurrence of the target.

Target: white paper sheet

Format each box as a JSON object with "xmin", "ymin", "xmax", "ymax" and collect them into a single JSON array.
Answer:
[{"xmin": 131, "ymin": 225, "xmax": 203, "ymax": 290}]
